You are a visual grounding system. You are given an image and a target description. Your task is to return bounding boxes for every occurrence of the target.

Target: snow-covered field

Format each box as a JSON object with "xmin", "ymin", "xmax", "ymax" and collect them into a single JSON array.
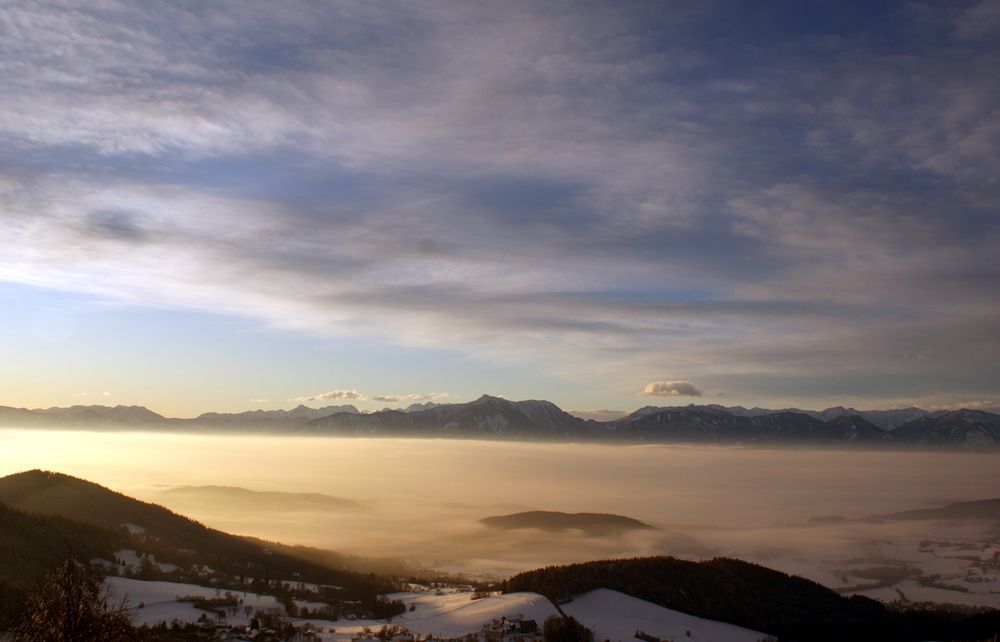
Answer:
[
  {"xmin": 563, "ymin": 589, "xmax": 767, "ymax": 642},
  {"xmin": 103, "ymin": 578, "xmax": 772, "ymax": 642},
  {"xmin": 104, "ymin": 578, "xmax": 556, "ymax": 637},
  {"xmin": 295, "ymin": 590, "xmax": 558, "ymax": 641},
  {"xmin": 853, "ymin": 579, "xmax": 1000, "ymax": 609},
  {"xmin": 828, "ymin": 532, "xmax": 1000, "ymax": 610},
  {"xmin": 104, "ymin": 577, "xmax": 284, "ymax": 627},
  {"xmin": 385, "ymin": 591, "xmax": 556, "ymax": 638}
]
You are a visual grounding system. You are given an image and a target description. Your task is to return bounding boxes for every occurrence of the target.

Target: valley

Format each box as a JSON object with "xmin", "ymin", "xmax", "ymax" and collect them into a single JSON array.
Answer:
[{"xmin": 2, "ymin": 432, "xmax": 999, "ymax": 640}]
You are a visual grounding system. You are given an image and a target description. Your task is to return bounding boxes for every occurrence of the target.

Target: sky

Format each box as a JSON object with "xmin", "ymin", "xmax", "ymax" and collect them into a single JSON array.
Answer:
[{"xmin": 0, "ymin": 0, "xmax": 998, "ymax": 417}]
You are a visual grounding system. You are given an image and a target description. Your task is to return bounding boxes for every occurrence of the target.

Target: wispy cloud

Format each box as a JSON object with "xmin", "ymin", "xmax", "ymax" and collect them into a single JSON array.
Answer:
[{"xmin": 0, "ymin": 1, "xmax": 996, "ymax": 407}]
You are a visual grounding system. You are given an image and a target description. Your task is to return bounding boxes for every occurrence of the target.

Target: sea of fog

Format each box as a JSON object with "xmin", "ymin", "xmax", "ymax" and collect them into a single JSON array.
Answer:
[{"xmin": 2, "ymin": 429, "xmax": 999, "ymax": 581}]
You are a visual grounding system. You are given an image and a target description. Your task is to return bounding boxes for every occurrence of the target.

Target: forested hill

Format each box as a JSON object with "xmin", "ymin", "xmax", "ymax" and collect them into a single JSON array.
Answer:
[
  {"xmin": 0, "ymin": 502, "xmax": 125, "ymax": 625},
  {"xmin": 0, "ymin": 471, "xmax": 400, "ymax": 618},
  {"xmin": 505, "ymin": 556, "xmax": 1000, "ymax": 642}
]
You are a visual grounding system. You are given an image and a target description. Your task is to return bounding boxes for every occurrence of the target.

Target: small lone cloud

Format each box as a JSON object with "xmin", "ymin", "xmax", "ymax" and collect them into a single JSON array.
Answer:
[
  {"xmin": 102, "ymin": 391, "xmax": 112, "ymax": 397},
  {"xmin": 73, "ymin": 392, "xmax": 88, "ymax": 398},
  {"xmin": 290, "ymin": 389, "xmax": 364, "ymax": 402},
  {"xmin": 568, "ymin": 409, "xmax": 628, "ymax": 422},
  {"xmin": 372, "ymin": 395, "xmax": 400, "ymax": 402},
  {"xmin": 249, "ymin": 398, "xmax": 269, "ymax": 404},
  {"xmin": 642, "ymin": 380, "xmax": 703, "ymax": 397}
]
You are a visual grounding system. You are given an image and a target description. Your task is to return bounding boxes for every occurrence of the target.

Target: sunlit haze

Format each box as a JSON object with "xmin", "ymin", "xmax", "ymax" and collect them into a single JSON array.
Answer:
[{"xmin": 3, "ymin": 430, "xmax": 999, "ymax": 577}]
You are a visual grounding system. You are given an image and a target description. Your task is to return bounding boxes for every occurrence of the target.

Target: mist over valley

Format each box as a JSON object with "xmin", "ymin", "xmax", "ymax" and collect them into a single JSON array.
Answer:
[{"xmin": 3, "ymin": 429, "xmax": 998, "ymax": 584}]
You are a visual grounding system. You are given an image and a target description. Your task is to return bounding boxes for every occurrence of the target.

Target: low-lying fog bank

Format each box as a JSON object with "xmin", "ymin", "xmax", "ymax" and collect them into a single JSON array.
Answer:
[{"xmin": 2, "ymin": 429, "xmax": 999, "ymax": 589}]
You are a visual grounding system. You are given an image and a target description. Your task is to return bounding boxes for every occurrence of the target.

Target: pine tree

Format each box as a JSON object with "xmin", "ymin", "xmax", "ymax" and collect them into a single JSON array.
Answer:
[{"xmin": 12, "ymin": 556, "xmax": 136, "ymax": 642}]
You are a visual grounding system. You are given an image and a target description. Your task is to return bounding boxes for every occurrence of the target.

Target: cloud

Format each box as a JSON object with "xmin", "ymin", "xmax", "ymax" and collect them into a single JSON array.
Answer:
[
  {"xmin": 0, "ymin": 2, "xmax": 996, "ymax": 408},
  {"xmin": 249, "ymin": 398, "xmax": 269, "ymax": 404},
  {"xmin": 642, "ymin": 381, "xmax": 703, "ymax": 397},
  {"xmin": 102, "ymin": 392, "xmax": 111, "ymax": 397},
  {"xmin": 372, "ymin": 395, "xmax": 400, "ymax": 403},
  {"xmin": 290, "ymin": 390, "xmax": 364, "ymax": 402},
  {"xmin": 83, "ymin": 210, "xmax": 149, "ymax": 243}
]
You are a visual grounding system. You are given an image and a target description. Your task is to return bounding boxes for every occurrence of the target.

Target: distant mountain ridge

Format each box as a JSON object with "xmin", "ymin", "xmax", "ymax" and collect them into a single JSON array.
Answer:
[
  {"xmin": 300, "ymin": 395, "xmax": 589, "ymax": 439},
  {"xmin": 1, "ymin": 398, "xmax": 998, "ymax": 448},
  {"xmin": 193, "ymin": 403, "xmax": 360, "ymax": 429}
]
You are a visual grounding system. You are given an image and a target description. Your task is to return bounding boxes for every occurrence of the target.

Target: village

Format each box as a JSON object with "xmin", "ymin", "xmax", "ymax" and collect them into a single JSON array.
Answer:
[{"xmin": 91, "ymin": 550, "xmax": 766, "ymax": 642}]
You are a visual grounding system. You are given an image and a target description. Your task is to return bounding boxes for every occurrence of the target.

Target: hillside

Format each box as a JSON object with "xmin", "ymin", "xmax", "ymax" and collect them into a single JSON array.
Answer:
[
  {"xmin": 0, "ymin": 470, "xmax": 394, "ymax": 597},
  {"xmin": 0, "ymin": 502, "xmax": 125, "ymax": 625},
  {"xmin": 563, "ymin": 588, "xmax": 765, "ymax": 642},
  {"xmin": 505, "ymin": 556, "xmax": 1000, "ymax": 642},
  {"xmin": 480, "ymin": 511, "xmax": 654, "ymax": 536}
]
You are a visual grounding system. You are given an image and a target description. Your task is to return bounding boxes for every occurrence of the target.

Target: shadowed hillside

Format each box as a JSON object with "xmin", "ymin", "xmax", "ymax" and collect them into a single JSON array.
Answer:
[
  {"xmin": 0, "ymin": 470, "xmax": 395, "ymax": 596},
  {"xmin": 0, "ymin": 502, "xmax": 125, "ymax": 626},
  {"xmin": 505, "ymin": 556, "xmax": 1000, "ymax": 642}
]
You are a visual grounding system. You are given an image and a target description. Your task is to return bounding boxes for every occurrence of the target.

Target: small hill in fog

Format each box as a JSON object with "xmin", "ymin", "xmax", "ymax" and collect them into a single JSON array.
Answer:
[
  {"xmin": 481, "ymin": 511, "xmax": 654, "ymax": 536},
  {"xmin": 160, "ymin": 485, "xmax": 364, "ymax": 512},
  {"xmin": 884, "ymin": 497, "xmax": 1000, "ymax": 522}
]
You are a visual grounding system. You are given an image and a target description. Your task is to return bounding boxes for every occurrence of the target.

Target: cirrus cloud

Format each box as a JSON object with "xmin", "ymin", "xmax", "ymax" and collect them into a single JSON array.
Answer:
[{"xmin": 0, "ymin": 1, "xmax": 996, "ymax": 410}]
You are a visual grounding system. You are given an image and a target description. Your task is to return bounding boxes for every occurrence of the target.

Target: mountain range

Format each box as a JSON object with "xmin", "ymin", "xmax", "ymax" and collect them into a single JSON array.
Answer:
[{"xmin": 1, "ymin": 395, "xmax": 999, "ymax": 448}]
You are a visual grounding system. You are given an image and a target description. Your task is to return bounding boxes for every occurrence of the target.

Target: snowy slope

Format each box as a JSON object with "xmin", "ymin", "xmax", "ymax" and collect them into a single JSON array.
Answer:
[
  {"xmin": 562, "ymin": 589, "xmax": 767, "ymax": 642},
  {"xmin": 294, "ymin": 591, "xmax": 559, "ymax": 641},
  {"xmin": 105, "ymin": 580, "xmax": 769, "ymax": 641},
  {"xmin": 383, "ymin": 591, "xmax": 557, "ymax": 638},
  {"xmin": 105, "ymin": 576, "xmax": 284, "ymax": 627}
]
